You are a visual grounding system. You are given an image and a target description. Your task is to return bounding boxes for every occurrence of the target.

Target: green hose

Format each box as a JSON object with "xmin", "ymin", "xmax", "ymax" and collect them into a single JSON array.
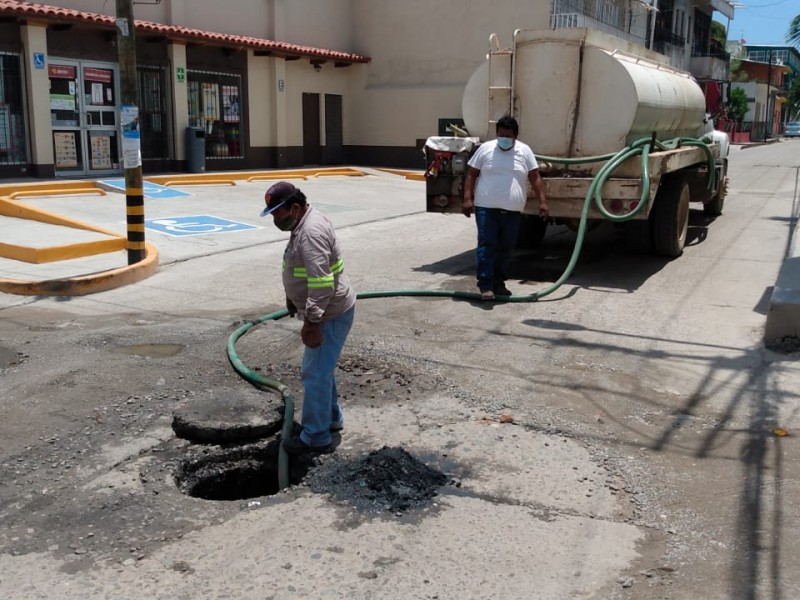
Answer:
[{"xmin": 227, "ymin": 134, "xmax": 718, "ymax": 490}]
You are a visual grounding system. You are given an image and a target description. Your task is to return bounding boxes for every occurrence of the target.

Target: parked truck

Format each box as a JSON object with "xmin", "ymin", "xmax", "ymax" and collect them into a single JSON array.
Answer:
[{"xmin": 424, "ymin": 28, "xmax": 729, "ymax": 257}]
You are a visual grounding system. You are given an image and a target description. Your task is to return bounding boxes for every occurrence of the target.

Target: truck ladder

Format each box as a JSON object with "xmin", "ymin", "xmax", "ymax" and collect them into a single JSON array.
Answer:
[{"xmin": 487, "ymin": 33, "xmax": 514, "ymax": 131}]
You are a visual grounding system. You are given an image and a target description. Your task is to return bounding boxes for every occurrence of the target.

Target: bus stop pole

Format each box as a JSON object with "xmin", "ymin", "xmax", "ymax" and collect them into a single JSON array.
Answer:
[{"xmin": 115, "ymin": 0, "xmax": 146, "ymax": 264}]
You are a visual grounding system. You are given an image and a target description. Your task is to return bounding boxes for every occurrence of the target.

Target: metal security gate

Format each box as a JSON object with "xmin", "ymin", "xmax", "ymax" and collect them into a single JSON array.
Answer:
[
  {"xmin": 0, "ymin": 51, "xmax": 28, "ymax": 168},
  {"xmin": 137, "ymin": 65, "xmax": 169, "ymax": 168}
]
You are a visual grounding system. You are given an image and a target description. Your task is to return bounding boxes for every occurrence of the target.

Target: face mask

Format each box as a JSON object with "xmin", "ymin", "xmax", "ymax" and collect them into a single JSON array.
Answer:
[
  {"xmin": 274, "ymin": 206, "xmax": 298, "ymax": 231},
  {"xmin": 497, "ymin": 137, "xmax": 515, "ymax": 151}
]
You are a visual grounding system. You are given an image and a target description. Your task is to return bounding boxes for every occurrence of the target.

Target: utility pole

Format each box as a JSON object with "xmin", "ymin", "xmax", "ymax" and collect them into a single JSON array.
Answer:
[
  {"xmin": 115, "ymin": 0, "xmax": 146, "ymax": 264},
  {"xmin": 765, "ymin": 49, "xmax": 773, "ymax": 142}
]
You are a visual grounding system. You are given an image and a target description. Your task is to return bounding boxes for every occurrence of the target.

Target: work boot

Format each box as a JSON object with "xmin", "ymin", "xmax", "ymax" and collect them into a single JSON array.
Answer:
[
  {"xmin": 493, "ymin": 283, "xmax": 512, "ymax": 296},
  {"xmin": 282, "ymin": 435, "xmax": 333, "ymax": 455}
]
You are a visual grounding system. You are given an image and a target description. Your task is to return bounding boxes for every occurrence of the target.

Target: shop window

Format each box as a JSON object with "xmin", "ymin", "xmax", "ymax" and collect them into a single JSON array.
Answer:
[
  {"xmin": 0, "ymin": 52, "xmax": 28, "ymax": 166},
  {"xmin": 187, "ymin": 70, "xmax": 242, "ymax": 159}
]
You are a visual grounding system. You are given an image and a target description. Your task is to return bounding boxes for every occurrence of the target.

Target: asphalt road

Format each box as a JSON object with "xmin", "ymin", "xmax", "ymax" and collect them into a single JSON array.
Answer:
[{"xmin": 1, "ymin": 144, "xmax": 799, "ymax": 599}]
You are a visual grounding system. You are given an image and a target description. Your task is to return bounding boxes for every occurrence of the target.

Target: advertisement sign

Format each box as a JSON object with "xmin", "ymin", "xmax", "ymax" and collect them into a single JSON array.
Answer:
[
  {"xmin": 48, "ymin": 64, "xmax": 76, "ymax": 79},
  {"xmin": 83, "ymin": 67, "xmax": 113, "ymax": 83},
  {"xmin": 121, "ymin": 104, "xmax": 141, "ymax": 169}
]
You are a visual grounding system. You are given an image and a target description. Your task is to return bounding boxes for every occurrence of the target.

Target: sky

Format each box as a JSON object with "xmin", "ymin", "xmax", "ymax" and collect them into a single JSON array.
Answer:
[{"xmin": 714, "ymin": 0, "xmax": 800, "ymax": 46}]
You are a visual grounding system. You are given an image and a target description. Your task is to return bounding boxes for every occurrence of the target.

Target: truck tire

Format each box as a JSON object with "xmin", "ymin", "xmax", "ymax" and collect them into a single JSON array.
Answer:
[
  {"xmin": 703, "ymin": 159, "xmax": 728, "ymax": 217},
  {"xmin": 652, "ymin": 176, "xmax": 690, "ymax": 258},
  {"xmin": 516, "ymin": 214, "xmax": 548, "ymax": 249}
]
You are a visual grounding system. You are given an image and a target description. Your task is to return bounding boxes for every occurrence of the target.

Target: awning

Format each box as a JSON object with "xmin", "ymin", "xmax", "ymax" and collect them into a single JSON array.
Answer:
[{"xmin": 0, "ymin": 0, "xmax": 371, "ymax": 65}]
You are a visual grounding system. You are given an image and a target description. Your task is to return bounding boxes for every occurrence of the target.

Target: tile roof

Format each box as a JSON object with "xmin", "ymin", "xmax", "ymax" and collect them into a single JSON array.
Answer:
[{"xmin": 0, "ymin": 0, "xmax": 370, "ymax": 64}]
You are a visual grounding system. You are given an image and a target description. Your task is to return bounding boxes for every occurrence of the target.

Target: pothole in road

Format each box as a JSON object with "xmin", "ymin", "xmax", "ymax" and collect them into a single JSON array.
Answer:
[
  {"xmin": 111, "ymin": 343, "xmax": 186, "ymax": 358},
  {"xmin": 0, "ymin": 346, "xmax": 20, "ymax": 368}
]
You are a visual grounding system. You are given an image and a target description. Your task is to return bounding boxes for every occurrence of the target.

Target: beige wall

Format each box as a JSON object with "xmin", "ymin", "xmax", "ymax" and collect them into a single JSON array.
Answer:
[
  {"xmin": 49, "ymin": 0, "xmax": 352, "ymax": 48},
  {"xmin": 277, "ymin": 0, "xmax": 354, "ymax": 53},
  {"xmin": 348, "ymin": 0, "xmax": 552, "ymax": 146}
]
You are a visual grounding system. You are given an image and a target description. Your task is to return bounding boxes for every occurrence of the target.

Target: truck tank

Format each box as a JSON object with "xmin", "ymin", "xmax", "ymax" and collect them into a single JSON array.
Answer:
[{"xmin": 462, "ymin": 28, "xmax": 707, "ymax": 157}]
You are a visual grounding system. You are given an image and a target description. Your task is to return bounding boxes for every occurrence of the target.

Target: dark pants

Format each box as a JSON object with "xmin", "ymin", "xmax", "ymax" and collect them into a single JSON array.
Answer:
[{"xmin": 475, "ymin": 207, "xmax": 521, "ymax": 292}]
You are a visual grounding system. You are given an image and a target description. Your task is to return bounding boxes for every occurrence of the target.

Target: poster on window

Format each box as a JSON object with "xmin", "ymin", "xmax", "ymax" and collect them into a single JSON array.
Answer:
[
  {"xmin": 222, "ymin": 85, "xmax": 240, "ymax": 123},
  {"xmin": 90, "ymin": 135, "xmax": 112, "ymax": 170},
  {"xmin": 53, "ymin": 132, "xmax": 78, "ymax": 168}
]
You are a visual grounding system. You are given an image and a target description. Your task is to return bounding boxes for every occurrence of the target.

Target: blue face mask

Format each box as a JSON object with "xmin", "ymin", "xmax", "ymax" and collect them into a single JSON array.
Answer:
[{"xmin": 497, "ymin": 137, "xmax": 515, "ymax": 151}]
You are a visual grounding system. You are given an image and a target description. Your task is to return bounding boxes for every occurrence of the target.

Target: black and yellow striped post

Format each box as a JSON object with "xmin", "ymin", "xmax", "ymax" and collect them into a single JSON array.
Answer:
[{"xmin": 116, "ymin": 0, "xmax": 146, "ymax": 264}]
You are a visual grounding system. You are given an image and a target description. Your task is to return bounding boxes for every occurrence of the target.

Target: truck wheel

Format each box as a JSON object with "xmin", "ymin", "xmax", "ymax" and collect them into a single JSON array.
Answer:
[
  {"xmin": 704, "ymin": 161, "xmax": 728, "ymax": 217},
  {"xmin": 652, "ymin": 176, "xmax": 690, "ymax": 258},
  {"xmin": 516, "ymin": 214, "xmax": 548, "ymax": 249}
]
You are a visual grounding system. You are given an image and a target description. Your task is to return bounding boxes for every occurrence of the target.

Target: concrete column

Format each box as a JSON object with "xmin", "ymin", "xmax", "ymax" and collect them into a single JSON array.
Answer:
[
  {"xmin": 20, "ymin": 22, "xmax": 53, "ymax": 176},
  {"xmin": 168, "ymin": 42, "xmax": 188, "ymax": 162}
]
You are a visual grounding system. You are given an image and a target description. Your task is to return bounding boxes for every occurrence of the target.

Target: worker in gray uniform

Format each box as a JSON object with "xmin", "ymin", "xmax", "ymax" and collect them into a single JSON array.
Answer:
[{"xmin": 260, "ymin": 181, "xmax": 356, "ymax": 454}]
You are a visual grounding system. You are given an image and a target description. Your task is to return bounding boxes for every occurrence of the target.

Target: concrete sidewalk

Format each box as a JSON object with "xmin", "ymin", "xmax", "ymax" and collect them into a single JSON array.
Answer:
[{"xmin": 0, "ymin": 167, "xmax": 423, "ymax": 295}]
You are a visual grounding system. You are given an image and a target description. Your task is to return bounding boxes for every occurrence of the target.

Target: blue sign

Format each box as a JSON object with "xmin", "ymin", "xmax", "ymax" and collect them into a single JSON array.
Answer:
[
  {"xmin": 145, "ymin": 215, "xmax": 259, "ymax": 237},
  {"xmin": 33, "ymin": 53, "xmax": 45, "ymax": 69},
  {"xmin": 98, "ymin": 178, "xmax": 192, "ymax": 199}
]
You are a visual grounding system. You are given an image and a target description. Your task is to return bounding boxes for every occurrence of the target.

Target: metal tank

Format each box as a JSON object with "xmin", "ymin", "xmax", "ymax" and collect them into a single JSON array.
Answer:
[{"xmin": 462, "ymin": 28, "xmax": 707, "ymax": 157}]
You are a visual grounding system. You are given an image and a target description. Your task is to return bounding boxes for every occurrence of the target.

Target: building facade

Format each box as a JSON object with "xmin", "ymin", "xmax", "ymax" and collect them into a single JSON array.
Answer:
[
  {"xmin": 0, "ymin": 0, "xmax": 735, "ymax": 180},
  {"xmin": 743, "ymin": 44, "xmax": 800, "ymax": 127}
]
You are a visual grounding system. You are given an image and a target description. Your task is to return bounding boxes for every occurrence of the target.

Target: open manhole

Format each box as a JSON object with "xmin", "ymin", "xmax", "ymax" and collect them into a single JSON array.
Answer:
[{"xmin": 174, "ymin": 438, "xmax": 315, "ymax": 501}]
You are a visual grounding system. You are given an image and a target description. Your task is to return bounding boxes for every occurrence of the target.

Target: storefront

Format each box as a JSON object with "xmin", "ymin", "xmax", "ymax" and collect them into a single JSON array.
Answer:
[
  {"xmin": 49, "ymin": 60, "xmax": 121, "ymax": 177},
  {"xmin": 187, "ymin": 69, "xmax": 243, "ymax": 162}
]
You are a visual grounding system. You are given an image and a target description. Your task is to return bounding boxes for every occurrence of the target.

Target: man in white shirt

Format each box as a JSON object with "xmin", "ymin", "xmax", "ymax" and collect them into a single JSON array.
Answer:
[{"xmin": 462, "ymin": 115, "xmax": 549, "ymax": 300}]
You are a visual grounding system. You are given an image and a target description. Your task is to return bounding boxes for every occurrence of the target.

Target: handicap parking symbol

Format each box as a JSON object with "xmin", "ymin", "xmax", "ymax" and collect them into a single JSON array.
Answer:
[{"xmin": 145, "ymin": 215, "xmax": 259, "ymax": 237}]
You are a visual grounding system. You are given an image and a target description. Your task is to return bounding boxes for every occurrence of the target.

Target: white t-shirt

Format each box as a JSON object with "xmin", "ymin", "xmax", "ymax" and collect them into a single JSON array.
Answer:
[{"xmin": 468, "ymin": 139, "xmax": 539, "ymax": 211}]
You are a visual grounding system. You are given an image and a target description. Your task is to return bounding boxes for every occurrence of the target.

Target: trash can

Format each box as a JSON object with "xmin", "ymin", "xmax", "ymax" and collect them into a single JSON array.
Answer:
[{"xmin": 185, "ymin": 126, "xmax": 206, "ymax": 173}]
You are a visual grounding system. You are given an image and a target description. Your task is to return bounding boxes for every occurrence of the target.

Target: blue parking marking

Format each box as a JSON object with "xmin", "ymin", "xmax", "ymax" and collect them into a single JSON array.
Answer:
[
  {"xmin": 145, "ymin": 215, "xmax": 259, "ymax": 237},
  {"xmin": 98, "ymin": 179, "xmax": 193, "ymax": 199}
]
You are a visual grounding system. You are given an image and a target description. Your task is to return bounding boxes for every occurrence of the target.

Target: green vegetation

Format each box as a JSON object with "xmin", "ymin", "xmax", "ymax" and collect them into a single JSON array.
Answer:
[
  {"xmin": 726, "ymin": 88, "xmax": 749, "ymax": 125},
  {"xmin": 787, "ymin": 15, "xmax": 800, "ymax": 46}
]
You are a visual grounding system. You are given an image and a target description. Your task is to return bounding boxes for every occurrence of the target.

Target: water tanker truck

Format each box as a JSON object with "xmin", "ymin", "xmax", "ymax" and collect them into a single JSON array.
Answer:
[{"xmin": 424, "ymin": 28, "xmax": 730, "ymax": 257}]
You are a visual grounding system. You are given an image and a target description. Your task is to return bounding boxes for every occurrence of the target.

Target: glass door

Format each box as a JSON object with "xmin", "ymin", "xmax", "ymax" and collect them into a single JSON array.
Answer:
[
  {"xmin": 81, "ymin": 64, "xmax": 119, "ymax": 175},
  {"xmin": 50, "ymin": 60, "xmax": 121, "ymax": 177},
  {"xmin": 50, "ymin": 61, "xmax": 83, "ymax": 175}
]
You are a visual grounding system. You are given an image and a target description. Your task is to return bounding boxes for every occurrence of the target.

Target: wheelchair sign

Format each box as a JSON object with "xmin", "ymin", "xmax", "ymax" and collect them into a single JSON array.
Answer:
[{"xmin": 145, "ymin": 215, "xmax": 259, "ymax": 237}]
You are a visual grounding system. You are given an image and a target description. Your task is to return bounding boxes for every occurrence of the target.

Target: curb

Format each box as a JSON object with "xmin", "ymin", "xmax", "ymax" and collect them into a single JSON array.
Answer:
[{"xmin": 0, "ymin": 242, "xmax": 159, "ymax": 296}]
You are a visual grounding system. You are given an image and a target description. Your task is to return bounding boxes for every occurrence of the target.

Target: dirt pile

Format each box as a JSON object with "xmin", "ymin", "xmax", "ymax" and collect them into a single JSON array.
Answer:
[{"xmin": 309, "ymin": 446, "xmax": 447, "ymax": 514}]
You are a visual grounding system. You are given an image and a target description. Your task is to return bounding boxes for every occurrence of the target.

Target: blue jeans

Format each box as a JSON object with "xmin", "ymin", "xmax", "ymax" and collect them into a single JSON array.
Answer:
[
  {"xmin": 299, "ymin": 306, "xmax": 355, "ymax": 446},
  {"xmin": 475, "ymin": 207, "xmax": 521, "ymax": 292}
]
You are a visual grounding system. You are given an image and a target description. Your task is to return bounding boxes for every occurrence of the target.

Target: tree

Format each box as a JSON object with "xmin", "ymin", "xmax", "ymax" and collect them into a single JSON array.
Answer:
[
  {"xmin": 786, "ymin": 76, "xmax": 800, "ymax": 121},
  {"xmin": 788, "ymin": 14, "xmax": 800, "ymax": 45},
  {"xmin": 711, "ymin": 21, "xmax": 727, "ymax": 50},
  {"xmin": 726, "ymin": 87, "xmax": 749, "ymax": 127}
]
